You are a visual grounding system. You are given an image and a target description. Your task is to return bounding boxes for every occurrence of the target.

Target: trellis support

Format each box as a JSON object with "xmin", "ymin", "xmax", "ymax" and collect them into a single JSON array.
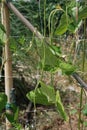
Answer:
[{"xmin": 1, "ymin": 1, "xmax": 13, "ymax": 130}]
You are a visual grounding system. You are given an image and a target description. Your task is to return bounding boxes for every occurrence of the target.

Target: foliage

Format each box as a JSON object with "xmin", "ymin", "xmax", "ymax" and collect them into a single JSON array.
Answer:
[
  {"xmin": 8, "ymin": 0, "xmax": 86, "ymax": 74},
  {"xmin": 82, "ymin": 104, "xmax": 87, "ymax": 116},
  {"xmin": 0, "ymin": 23, "xmax": 6, "ymax": 33},
  {"xmin": 0, "ymin": 92, "xmax": 7, "ymax": 112},
  {"xmin": 0, "ymin": 23, "xmax": 6, "ymax": 43},
  {"xmin": 59, "ymin": 61, "xmax": 76, "ymax": 75},
  {"xmin": 6, "ymin": 104, "xmax": 19, "ymax": 123},
  {"xmin": 0, "ymin": 92, "xmax": 21, "ymax": 129},
  {"xmin": 56, "ymin": 91, "xmax": 68, "ymax": 121},
  {"xmin": 54, "ymin": 2, "xmax": 87, "ymax": 35},
  {"xmin": 27, "ymin": 81, "xmax": 55, "ymax": 105},
  {"xmin": 10, "ymin": 0, "xmax": 74, "ymax": 37},
  {"xmin": 35, "ymin": 38, "xmax": 76, "ymax": 74},
  {"xmin": 5, "ymin": 104, "xmax": 22, "ymax": 130},
  {"xmin": 27, "ymin": 81, "xmax": 68, "ymax": 121}
]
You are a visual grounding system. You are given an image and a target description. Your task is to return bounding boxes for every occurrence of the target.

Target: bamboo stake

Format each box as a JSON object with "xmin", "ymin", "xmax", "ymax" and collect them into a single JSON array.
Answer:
[{"xmin": 1, "ymin": 1, "xmax": 13, "ymax": 130}]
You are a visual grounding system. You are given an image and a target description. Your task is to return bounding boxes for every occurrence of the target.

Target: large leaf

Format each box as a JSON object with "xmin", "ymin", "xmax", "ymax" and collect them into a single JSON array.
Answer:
[
  {"xmin": 55, "ymin": 14, "xmax": 68, "ymax": 35},
  {"xmin": 37, "ymin": 42, "xmax": 59, "ymax": 72},
  {"xmin": 27, "ymin": 89, "xmax": 51, "ymax": 105},
  {"xmin": 55, "ymin": 91, "xmax": 68, "ymax": 121},
  {"xmin": 44, "ymin": 45, "xmax": 59, "ymax": 67},
  {"xmin": 42, "ymin": 44, "xmax": 62, "ymax": 72},
  {"xmin": 59, "ymin": 61, "xmax": 76, "ymax": 75},
  {"xmin": 0, "ymin": 93, "xmax": 7, "ymax": 112},
  {"xmin": 27, "ymin": 81, "xmax": 56, "ymax": 105},
  {"xmin": 39, "ymin": 81, "xmax": 56, "ymax": 102},
  {"xmin": 37, "ymin": 40, "xmax": 76, "ymax": 74},
  {"xmin": 79, "ymin": 6, "xmax": 87, "ymax": 20}
]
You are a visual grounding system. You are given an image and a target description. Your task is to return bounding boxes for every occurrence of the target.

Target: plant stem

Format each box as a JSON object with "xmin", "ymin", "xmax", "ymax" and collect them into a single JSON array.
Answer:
[
  {"xmin": 78, "ymin": 88, "xmax": 83, "ymax": 130},
  {"xmin": 78, "ymin": 19, "xmax": 86, "ymax": 130},
  {"xmin": 44, "ymin": 0, "xmax": 46, "ymax": 37},
  {"xmin": 51, "ymin": 73, "xmax": 54, "ymax": 86}
]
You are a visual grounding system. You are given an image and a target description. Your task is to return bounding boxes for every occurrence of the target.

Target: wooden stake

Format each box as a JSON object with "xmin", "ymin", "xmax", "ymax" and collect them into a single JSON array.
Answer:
[{"xmin": 1, "ymin": 2, "xmax": 13, "ymax": 130}]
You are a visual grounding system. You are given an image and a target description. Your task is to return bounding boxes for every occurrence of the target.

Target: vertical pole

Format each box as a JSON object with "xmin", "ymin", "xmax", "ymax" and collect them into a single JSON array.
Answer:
[{"xmin": 1, "ymin": 1, "xmax": 13, "ymax": 130}]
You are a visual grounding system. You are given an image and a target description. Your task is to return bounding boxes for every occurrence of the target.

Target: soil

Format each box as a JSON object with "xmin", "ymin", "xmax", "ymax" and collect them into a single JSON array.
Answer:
[{"xmin": 1, "ymin": 74, "xmax": 87, "ymax": 130}]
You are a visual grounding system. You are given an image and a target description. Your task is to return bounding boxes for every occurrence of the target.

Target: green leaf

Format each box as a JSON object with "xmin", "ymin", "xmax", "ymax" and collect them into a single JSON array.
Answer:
[
  {"xmin": 14, "ymin": 107, "xmax": 19, "ymax": 122},
  {"xmin": 0, "ymin": 23, "xmax": 6, "ymax": 33},
  {"xmin": 55, "ymin": 14, "xmax": 68, "ymax": 35},
  {"xmin": 0, "ymin": 23, "xmax": 6, "ymax": 43},
  {"xmin": 49, "ymin": 45, "xmax": 61, "ymax": 56},
  {"xmin": 43, "ymin": 64, "xmax": 53, "ymax": 71},
  {"xmin": 83, "ymin": 122, "xmax": 87, "ymax": 127},
  {"xmin": 27, "ymin": 81, "xmax": 56, "ymax": 105},
  {"xmin": 68, "ymin": 23, "xmax": 76, "ymax": 33},
  {"xmin": 10, "ymin": 38, "xmax": 17, "ymax": 51},
  {"xmin": 39, "ymin": 81, "xmax": 56, "ymax": 103},
  {"xmin": 55, "ymin": 91, "xmax": 68, "ymax": 121},
  {"xmin": 79, "ymin": 7, "xmax": 87, "ymax": 20},
  {"xmin": 27, "ymin": 89, "xmax": 51, "ymax": 105},
  {"xmin": 59, "ymin": 61, "xmax": 76, "ymax": 75},
  {"xmin": 6, "ymin": 113, "xmax": 14, "ymax": 123},
  {"xmin": 33, "ymin": 14, "xmax": 39, "ymax": 19},
  {"xmin": 37, "ymin": 42, "xmax": 59, "ymax": 72},
  {"xmin": 0, "ymin": 28, "xmax": 5, "ymax": 43},
  {"xmin": 44, "ymin": 45, "xmax": 59, "ymax": 67},
  {"xmin": 27, "ymin": 82, "xmax": 68, "ymax": 121},
  {"xmin": 6, "ymin": 105, "xmax": 19, "ymax": 123},
  {"xmin": 19, "ymin": 36, "xmax": 25, "ymax": 45},
  {"xmin": 37, "ymin": 40, "xmax": 76, "ymax": 74},
  {"xmin": 74, "ymin": 20, "xmax": 83, "ymax": 33},
  {"xmin": 0, "ymin": 93, "xmax": 7, "ymax": 112},
  {"xmin": 43, "ymin": 64, "xmax": 60, "ymax": 73},
  {"xmin": 82, "ymin": 104, "xmax": 87, "ymax": 116}
]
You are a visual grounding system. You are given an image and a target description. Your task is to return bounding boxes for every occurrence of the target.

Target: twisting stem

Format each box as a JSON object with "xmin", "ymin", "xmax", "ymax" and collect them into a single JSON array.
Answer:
[{"xmin": 44, "ymin": 0, "xmax": 46, "ymax": 37}]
